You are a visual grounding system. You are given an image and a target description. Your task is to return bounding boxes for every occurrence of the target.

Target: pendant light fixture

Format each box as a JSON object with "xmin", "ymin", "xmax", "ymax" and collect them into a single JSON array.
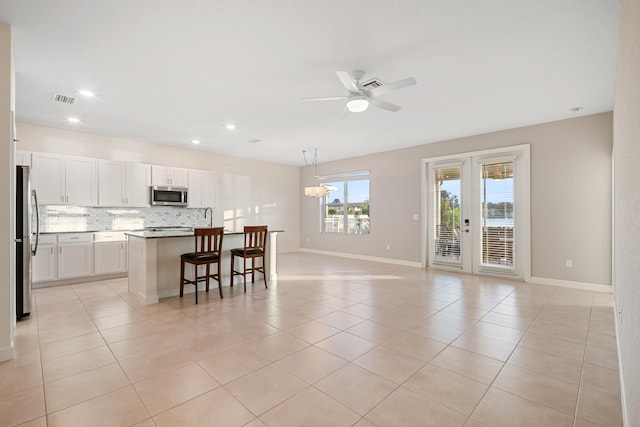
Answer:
[{"xmin": 302, "ymin": 148, "xmax": 330, "ymax": 198}]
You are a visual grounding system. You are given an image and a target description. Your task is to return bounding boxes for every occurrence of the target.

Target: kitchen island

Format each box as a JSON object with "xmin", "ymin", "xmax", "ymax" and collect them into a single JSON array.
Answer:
[{"xmin": 126, "ymin": 228, "xmax": 282, "ymax": 304}]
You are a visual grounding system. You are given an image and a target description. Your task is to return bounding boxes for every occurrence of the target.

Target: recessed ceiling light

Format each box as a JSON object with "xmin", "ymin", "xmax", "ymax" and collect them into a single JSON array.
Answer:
[
  {"xmin": 79, "ymin": 90, "xmax": 95, "ymax": 97},
  {"xmin": 67, "ymin": 117, "xmax": 80, "ymax": 123},
  {"xmin": 225, "ymin": 124, "xmax": 236, "ymax": 130},
  {"xmin": 191, "ymin": 139, "xmax": 201, "ymax": 144}
]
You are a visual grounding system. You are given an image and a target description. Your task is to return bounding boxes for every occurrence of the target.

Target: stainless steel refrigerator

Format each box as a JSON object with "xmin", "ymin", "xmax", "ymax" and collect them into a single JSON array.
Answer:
[{"xmin": 16, "ymin": 165, "xmax": 40, "ymax": 320}]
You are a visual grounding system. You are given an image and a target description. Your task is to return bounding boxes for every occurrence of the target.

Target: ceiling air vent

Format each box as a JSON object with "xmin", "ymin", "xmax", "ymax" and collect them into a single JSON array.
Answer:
[
  {"xmin": 361, "ymin": 78, "xmax": 384, "ymax": 89},
  {"xmin": 52, "ymin": 93, "xmax": 77, "ymax": 105}
]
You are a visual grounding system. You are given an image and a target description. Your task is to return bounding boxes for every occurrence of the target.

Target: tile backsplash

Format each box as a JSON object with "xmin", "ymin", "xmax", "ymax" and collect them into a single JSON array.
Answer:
[{"xmin": 40, "ymin": 205, "xmax": 212, "ymax": 232}]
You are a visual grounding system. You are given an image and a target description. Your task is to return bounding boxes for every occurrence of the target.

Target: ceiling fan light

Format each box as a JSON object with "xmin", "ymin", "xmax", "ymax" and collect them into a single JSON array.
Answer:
[{"xmin": 346, "ymin": 96, "xmax": 369, "ymax": 113}]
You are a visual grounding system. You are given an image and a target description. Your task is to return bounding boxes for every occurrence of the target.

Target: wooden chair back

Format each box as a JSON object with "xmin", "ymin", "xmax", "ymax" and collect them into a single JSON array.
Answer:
[
  {"xmin": 243, "ymin": 225, "xmax": 267, "ymax": 253},
  {"xmin": 194, "ymin": 227, "xmax": 224, "ymax": 255}
]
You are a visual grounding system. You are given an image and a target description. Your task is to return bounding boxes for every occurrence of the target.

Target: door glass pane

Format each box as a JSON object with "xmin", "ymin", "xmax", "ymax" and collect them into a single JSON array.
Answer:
[
  {"xmin": 481, "ymin": 161, "xmax": 515, "ymax": 268},
  {"xmin": 434, "ymin": 166, "xmax": 462, "ymax": 264},
  {"xmin": 347, "ymin": 179, "xmax": 370, "ymax": 235}
]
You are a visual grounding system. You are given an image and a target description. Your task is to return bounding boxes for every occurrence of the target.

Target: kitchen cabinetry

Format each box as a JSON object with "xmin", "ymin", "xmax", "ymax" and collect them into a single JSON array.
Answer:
[
  {"xmin": 32, "ymin": 234, "xmax": 57, "ymax": 283},
  {"xmin": 98, "ymin": 160, "xmax": 151, "ymax": 207},
  {"xmin": 151, "ymin": 165, "xmax": 188, "ymax": 187},
  {"xmin": 16, "ymin": 150, "xmax": 31, "ymax": 166},
  {"xmin": 32, "ymin": 153, "xmax": 97, "ymax": 206},
  {"xmin": 126, "ymin": 163, "xmax": 152, "ymax": 206},
  {"xmin": 188, "ymin": 170, "xmax": 217, "ymax": 208},
  {"xmin": 33, "ymin": 232, "xmax": 129, "ymax": 285},
  {"xmin": 94, "ymin": 232, "xmax": 127, "ymax": 274},
  {"xmin": 57, "ymin": 233, "xmax": 94, "ymax": 279}
]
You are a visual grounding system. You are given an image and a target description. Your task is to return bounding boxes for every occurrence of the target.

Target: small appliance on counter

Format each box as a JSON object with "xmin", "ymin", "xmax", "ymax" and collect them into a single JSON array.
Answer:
[{"xmin": 16, "ymin": 166, "xmax": 40, "ymax": 320}]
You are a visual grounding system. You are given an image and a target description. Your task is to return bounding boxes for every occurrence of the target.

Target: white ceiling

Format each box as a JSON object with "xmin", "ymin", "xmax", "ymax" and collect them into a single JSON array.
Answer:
[{"xmin": 1, "ymin": 0, "xmax": 620, "ymax": 166}]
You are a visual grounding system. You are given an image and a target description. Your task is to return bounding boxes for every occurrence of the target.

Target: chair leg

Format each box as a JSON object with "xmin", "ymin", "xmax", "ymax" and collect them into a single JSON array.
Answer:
[
  {"xmin": 243, "ymin": 257, "xmax": 247, "ymax": 293},
  {"xmin": 180, "ymin": 259, "xmax": 185, "ymax": 297},
  {"xmin": 263, "ymin": 255, "xmax": 268, "ymax": 289},
  {"xmin": 194, "ymin": 264, "xmax": 198, "ymax": 305},
  {"xmin": 251, "ymin": 257, "xmax": 255, "ymax": 283},
  {"xmin": 230, "ymin": 254, "xmax": 235, "ymax": 287},
  {"xmin": 217, "ymin": 261, "xmax": 223, "ymax": 298},
  {"xmin": 205, "ymin": 263, "xmax": 210, "ymax": 293}
]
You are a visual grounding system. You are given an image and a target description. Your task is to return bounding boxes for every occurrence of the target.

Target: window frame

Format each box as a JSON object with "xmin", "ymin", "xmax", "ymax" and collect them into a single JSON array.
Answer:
[{"xmin": 319, "ymin": 170, "xmax": 370, "ymax": 235}]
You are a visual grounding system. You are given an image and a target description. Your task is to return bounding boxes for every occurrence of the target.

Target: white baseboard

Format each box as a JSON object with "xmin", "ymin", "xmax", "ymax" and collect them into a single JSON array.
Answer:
[
  {"xmin": 530, "ymin": 276, "xmax": 612, "ymax": 293},
  {"xmin": 134, "ymin": 290, "xmax": 159, "ymax": 305},
  {"xmin": 613, "ymin": 300, "xmax": 629, "ymax": 427},
  {"xmin": 33, "ymin": 272, "xmax": 127, "ymax": 289},
  {"xmin": 0, "ymin": 344, "xmax": 14, "ymax": 362},
  {"xmin": 299, "ymin": 248, "xmax": 422, "ymax": 268}
]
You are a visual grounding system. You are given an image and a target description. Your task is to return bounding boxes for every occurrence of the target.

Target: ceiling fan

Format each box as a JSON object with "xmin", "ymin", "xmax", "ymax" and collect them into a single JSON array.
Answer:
[{"xmin": 302, "ymin": 70, "xmax": 417, "ymax": 113}]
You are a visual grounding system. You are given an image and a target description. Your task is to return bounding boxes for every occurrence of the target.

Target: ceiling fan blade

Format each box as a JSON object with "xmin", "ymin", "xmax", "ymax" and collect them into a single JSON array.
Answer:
[
  {"xmin": 301, "ymin": 96, "xmax": 348, "ymax": 101},
  {"xmin": 368, "ymin": 77, "xmax": 417, "ymax": 98},
  {"xmin": 370, "ymin": 98, "xmax": 401, "ymax": 112},
  {"xmin": 336, "ymin": 70, "xmax": 360, "ymax": 93}
]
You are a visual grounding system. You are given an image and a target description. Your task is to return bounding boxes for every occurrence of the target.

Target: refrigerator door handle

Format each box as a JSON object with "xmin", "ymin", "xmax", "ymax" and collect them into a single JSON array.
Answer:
[{"xmin": 32, "ymin": 189, "xmax": 40, "ymax": 256}]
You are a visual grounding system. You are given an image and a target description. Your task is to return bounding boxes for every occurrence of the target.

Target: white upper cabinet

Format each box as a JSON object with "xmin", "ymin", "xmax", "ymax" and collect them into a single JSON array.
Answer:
[
  {"xmin": 64, "ymin": 157, "xmax": 98, "ymax": 206},
  {"xmin": 33, "ymin": 153, "xmax": 97, "ymax": 206},
  {"xmin": 98, "ymin": 160, "xmax": 125, "ymax": 206},
  {"xmin": 188, "ymin": 170, "xmax": 217, "ymax": 208},
  {"xmin": 98, "ymin": 160, "xmax": 151, "ymax": 207},
  {"xmin": 125, "ymin": 163, "xmax": 152, "ymax": 206},
  {"xmin": 151, "ymin": 165, "xmax": 188, "ymax": 187},
  {"xmin": 16, "ymin": 150, "xmax": 31, "ymax": 166},
  {"xmin": 32, "ymin": 153, "xmax": 64, "ymax": 205}
]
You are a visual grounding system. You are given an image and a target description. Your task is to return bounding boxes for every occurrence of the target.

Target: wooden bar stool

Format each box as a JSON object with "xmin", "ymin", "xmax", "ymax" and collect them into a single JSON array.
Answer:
[
  {"xmin": 230, "ymin": 225, "xmax": 268, "ymax": 292},
  {"xmin": 180, "ymin": 227, "xmax": 224, "ymax": 303}
]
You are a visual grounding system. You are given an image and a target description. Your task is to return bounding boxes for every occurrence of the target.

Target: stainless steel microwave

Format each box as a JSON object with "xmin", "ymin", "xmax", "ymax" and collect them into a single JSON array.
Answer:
[{"xmin": 150, "ymin": 186, "xmax": 188, "ymax": 206}]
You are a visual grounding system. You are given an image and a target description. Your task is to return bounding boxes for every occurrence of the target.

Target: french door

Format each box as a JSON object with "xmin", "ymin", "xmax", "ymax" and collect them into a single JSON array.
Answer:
[{"xmin": 423, "ymin": 145, "xmax": 530, "ymax": 280}]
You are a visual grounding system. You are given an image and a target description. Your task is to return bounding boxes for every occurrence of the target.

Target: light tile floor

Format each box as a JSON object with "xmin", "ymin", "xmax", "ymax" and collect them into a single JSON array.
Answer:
[{"xmin": 1, "ymin": 253, "xmax": 623, "ymax": 426}]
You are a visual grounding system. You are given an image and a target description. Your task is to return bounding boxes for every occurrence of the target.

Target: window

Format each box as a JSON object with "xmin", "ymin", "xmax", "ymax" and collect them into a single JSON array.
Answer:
[{"xmin": 320, "ymin": 171, "xmax": 370, "ymax": 235}]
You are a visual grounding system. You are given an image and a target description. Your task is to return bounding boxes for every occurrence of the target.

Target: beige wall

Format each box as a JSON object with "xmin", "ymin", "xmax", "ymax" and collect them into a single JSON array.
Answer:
[
  {"xmin": 301, "ymin": 113, "xmax": 613, "ymax": 287},
  {"xmin": 0, "ymin": 24, "xmax": 14, "ymax": 361},
  {"xmin": 15, "ymin": 122, "xmax": 301, "ymax": 254},
  {"xmin": 613, "ymin": 0, "xmax": 640, "ymax": 424}
]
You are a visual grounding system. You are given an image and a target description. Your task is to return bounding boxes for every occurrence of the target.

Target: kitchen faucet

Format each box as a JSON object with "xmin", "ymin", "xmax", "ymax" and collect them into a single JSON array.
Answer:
[{"xmin": 204, "ymin": 207, "xmax": 213, "ymax": 228}]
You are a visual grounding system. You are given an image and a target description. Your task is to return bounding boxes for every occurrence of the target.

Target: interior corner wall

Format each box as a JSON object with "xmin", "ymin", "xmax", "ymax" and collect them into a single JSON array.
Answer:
[
  {"xmin": 300, "ymin": 113, "xmax": 613, "ymax": 288},
  {"xmin": 0, "ymin": 23, "xmax": 15, "ymax": 361},
  {"xmin": 612, "ymin": 0, "xmax": 640, "ymax": 424}
]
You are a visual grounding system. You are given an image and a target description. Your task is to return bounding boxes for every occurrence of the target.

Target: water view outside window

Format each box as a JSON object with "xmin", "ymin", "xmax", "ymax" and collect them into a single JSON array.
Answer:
[
  {"xmin": 321, "ymin": 172, "xmax": 370, "ymax": 235},
  {"xmin": 481, "ymin": 161, "xmax": 515, "ymax": 267}
]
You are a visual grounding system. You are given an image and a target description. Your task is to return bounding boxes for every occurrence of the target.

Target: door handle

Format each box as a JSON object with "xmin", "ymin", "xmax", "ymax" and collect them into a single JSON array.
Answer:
[{"xmin": 32, "ymin": 190, "xmax": 40, "ymax": 256}]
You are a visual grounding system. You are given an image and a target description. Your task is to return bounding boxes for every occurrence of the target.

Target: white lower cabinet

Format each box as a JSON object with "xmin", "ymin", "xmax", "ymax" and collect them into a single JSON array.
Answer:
[
  {"xmin": 33, "ymin": 232, "xmax": 129, "ymax": 284},
  {"xmin": 58, "ymin": 233, "xmax": 94, "ymax": 279},
  {"xmin": 32, "ymin": 235, "xmax": 57, "ymax": 283},
  {"xmin": 94, "ymin": 232, "xmax": 127, "ymax": 274}
]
